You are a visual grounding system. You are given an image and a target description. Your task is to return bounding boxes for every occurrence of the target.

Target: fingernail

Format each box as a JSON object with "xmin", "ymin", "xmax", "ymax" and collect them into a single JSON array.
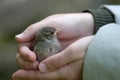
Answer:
[
  {"xmin": 15, "ymin": 33, "xmax": 24, "ymax": 38},
  {"xmin": 39, "ymin": 63, "xmax": 48, "ymax": 73}
]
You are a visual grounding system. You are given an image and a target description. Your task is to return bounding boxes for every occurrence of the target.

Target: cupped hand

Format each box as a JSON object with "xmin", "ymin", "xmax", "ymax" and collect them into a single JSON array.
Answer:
[
  {"xmin": 15, "ymin": 13, "xmax": 94, "ymax": 66},
  {"xmin": 13, "ymin": 36, "xmax": 94, "ymax": 80}
]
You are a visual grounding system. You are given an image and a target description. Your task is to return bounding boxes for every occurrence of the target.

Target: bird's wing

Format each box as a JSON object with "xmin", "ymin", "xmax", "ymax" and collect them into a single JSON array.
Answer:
[
  {"xmin": 37, "ymin": 42, "xmax": 50, "ymax": 54},
  {"xmin": 34, "ymin": 42, "xmax": 51, "ymax": 61}
]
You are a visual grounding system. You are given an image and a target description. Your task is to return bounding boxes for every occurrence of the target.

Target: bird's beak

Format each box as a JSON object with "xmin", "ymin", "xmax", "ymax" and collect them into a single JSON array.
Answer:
[
  {"xmin": 54, "ymin": 28, "xmax": 60, "ymax": 36},
  {"xmin": 54, "ymin": 31, "xmax": 59, "ymax": 36}
]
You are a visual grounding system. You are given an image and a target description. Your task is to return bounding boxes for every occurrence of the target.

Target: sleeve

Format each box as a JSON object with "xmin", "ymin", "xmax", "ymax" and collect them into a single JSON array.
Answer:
[
  {"xmin": 82, "ymin": 23, "xmax": 120, "ymax": 80},
  {"xmin": 83, "ymin": 5, "xmax": 120, "ymax": 33},
  {"xmin": 83, "ymin": 8, "xmax": 115, "ymax": 33}
]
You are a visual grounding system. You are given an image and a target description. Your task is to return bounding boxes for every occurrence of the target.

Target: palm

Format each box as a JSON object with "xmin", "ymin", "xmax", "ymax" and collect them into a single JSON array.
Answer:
[
  {"xmin": 16, "ymin": 13, "xmax": 93, "ymax": 61},
  {"xmin": 53, "ymin": 24, "xmax": 87, "ymax": 50},
  {"xmin": 44, "ymin": 13, "xmax": 93, "ymax": 50}
]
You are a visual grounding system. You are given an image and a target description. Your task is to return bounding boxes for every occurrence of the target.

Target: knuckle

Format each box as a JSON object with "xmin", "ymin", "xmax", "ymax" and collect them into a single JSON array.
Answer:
[
  {"xmin": 16, "ymin": 53, "xmax": 19, "ymax": 60},
  {"xmin": 23, "ymin": 52, "xmax": 30, "ymax": 59},
  {"xmin": 16, "ymin": 53, "xmax": 21, "ymax": 64},
  {"xmin": 15, "ymin": 54, "xmax": 29, "ymax": 69},
  {"xmin": 16, "ymin": 53, "xmax": 36, "ymax": 70},
  {"xmin": 18, "ymin": 46, "xmax": 35, "ymax": 62},
  {"xmin": 18, "ymin": 46, "xmax": 24, "ymax": 55},
  {"xmin": 20, "ymin": 46, "xmax": 31, "ymax": 60}
]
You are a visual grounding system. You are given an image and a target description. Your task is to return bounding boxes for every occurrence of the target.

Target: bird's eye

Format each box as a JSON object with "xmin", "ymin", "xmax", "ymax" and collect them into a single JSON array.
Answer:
[{"xmin": 50, "ymin": 32, "xmax": 54, "ymax": 34}]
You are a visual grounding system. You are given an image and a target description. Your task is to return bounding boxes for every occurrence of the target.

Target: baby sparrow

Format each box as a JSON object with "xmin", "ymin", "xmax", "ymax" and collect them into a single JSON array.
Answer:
[{"xmin": 33, "ymin": 27, "xmax": 61, "ymax": 62}]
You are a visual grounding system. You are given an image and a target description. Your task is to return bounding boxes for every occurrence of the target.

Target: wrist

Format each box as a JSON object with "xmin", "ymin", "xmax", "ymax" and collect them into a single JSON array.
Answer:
[
  {"xmin": 80, "ymin": 13, "xmax": 95, "ymax": 35},
  {"xmin": 83, "ymin": 8, "xmax": 115, "ymax": 33}
]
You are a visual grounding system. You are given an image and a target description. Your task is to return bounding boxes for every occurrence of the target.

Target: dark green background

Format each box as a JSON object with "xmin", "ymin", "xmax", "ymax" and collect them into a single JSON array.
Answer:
[{"xmin": 0, "ymin": 0, "xmax": 119, "ymax": 80}]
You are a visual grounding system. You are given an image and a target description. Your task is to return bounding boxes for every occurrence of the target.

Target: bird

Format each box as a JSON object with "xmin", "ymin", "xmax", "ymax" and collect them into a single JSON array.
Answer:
[{"xmin": 32, "ymin": 27, "xmax": 61, "ymax": 62}]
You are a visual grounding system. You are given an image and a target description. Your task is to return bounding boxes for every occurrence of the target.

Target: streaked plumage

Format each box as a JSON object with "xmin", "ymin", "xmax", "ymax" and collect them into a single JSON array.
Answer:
[{"xmin": 33, "ymin": 27, "xmax": 61, "ymax": 62}]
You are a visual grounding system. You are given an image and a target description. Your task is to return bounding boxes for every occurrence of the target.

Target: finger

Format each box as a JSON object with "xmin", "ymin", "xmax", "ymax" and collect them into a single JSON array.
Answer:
[
  {"xmin": 38, "ymin": 46, "xmax": 82, "ymax": 73},
  {"xmin": 16, "ymin": 54, "xmax": 39, "ymax": 70},
  {"xmin": 15, "ymin": 21, "xmax": 46, "ymax": 43},
  {"xmin": 12, "ymin": 69, "xmax": 41, "ymax": 80},
  {"xmin": 12, "ymin": 69, "xmax": 65, "ymax": 80},
  {"xmin": 12, "ymin": 61, "xmax": 82, "ymax": 80},
  {"xmin": 39, "ymin": 36, "xmax": 93, "ymax": 73},
  {"xmin": 19, "ymin": 41, "xmax": 32, "ymax": 48},
  {"xmin": 39, "ymin": 60, "xmax": 83, "ymax": 80},
  {"xmin": 18, "ymin": 45, "xmax": 36, "ymax": 62}
]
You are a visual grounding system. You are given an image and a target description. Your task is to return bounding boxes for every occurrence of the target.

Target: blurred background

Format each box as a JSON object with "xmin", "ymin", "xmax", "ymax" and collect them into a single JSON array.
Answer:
[{"xmin": 0, "ymin": 0, "xmax": 120, "ymax": 80}]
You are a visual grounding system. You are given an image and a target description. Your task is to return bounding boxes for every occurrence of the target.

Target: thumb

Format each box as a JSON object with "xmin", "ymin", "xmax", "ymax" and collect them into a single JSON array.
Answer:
[
  {"xmin": 38, "ymin": 36, "xmax": 94, "ymax": 73},
  {"xmin": 38, "ymin": 46, "xmax": 82, "ymax": 73},
  {"xmin": 15, "ymin": 22, "xmax": 45, "ymax": 43}
]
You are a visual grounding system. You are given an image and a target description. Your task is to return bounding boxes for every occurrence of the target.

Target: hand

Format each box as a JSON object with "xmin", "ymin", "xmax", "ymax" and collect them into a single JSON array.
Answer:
[
  {"xmin": 12, "ymin": 36, "xmax": 94, "ymax": 80},
  {"xmin": 15, "ymin": 13, "xmax": 94, "ymax": 67}
]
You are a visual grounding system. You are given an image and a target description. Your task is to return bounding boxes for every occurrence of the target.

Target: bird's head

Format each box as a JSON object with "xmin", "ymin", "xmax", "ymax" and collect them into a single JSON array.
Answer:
[{"xmin": 36, "ymin": 27, "xmax": 59, "ymax": 41}]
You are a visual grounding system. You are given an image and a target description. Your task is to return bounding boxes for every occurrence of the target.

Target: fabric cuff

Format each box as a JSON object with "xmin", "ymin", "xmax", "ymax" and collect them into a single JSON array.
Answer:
[{"xmin": 83, "ymin": 8, "xmax": 115, "ymax": 33}]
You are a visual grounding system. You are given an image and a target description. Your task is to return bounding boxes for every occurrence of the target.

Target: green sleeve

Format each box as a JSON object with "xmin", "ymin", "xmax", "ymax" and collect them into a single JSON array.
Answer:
[
  {"xmin": 83, "ymin": 8, "xmax": 115, "ymax": 33},
  {"xmin": 83, "ymin": 23, "xmax": 120, "ymax": 80}
]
